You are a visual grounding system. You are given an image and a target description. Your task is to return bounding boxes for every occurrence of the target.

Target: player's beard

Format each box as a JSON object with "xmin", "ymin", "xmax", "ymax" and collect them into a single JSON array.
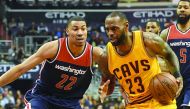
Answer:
[
  {"xmin": 177, "ymin": 14, "xmax": 190, "ymax": 25},
  {"xmin": 111, "ymin": 31, "xmax": 125, "ymax": 46},
  {"xmin": 155, "ymin": 31, "xmax": 160, "ymax": 35}
]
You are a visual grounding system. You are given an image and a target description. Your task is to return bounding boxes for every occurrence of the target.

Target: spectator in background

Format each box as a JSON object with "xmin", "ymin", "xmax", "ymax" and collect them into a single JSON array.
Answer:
[
  {"xmin": 8, "ymin": 18, "xmax": 17, "ymax": 39},
  {"xmin": 7, "ymin": 90, "xmax": 15, "ymax": 105},
  {"xmin": 54, "ymin": 27, "xmax": 63, "ymax": 39},
  {"xmin": 0, "ymin": 88, "xmax": 3, "ymax": 94},
  {"xmin": 0, "ymin": 87, "xmax": 5, "ymax": 108},
  {"xmin": 37, "ymin": 22, "xmax": 49, "ymax": 35},
  {"xmin": 15, "ymin": 90, "xmax": 23, "ymax": 100},
  {"xmin": 96, "ymin": 104, "xmax": 103, "ymax": 109},
  {"xmin": 16, "ymin": 27, "xmax": 26, "ymax": 37},
  {"xmin": 145, "ymin": 19, "xmax": 161, "ymax": 35},
  {"xmin": 0, "ymin": 54, "xmax": 8, "ymax": 63},
  {"xmin": 15, "ymin": 98, "xmax": 24, "ymax": 109},
  {"xmin": 16, "ymin": 46, "xmax": 25, "ymax": 64},
  {"xmin": 16, "ymin": 17, "xmax": 26, "ymax": 37},
  {"xmin": 0, "ymin": 88, "xmax": 9, "ymax": 109},
  {"xmin": 80, "ymin": 94, "xmax": 94, "ymax": 109},
  {"xmin": 15, "ymin": 90, "xmax": 24, "ymax": 109},
  {"xmin": 17, "ymin": 17, "xmax": 24, "ymax": 30},
  {"xmin": 7, "ymin": 45, "xmax": 17, "ymax": 63},
  {"xmin": 3, "ymin": 89, "xmax": 15, "ymax": 109},
  {"xmin": 8, "ymin": 18, "xmax": 17, "ymax": 29},
  {"xmin": 0, "ymin": 21, "xmax": 4, "ymax": 40},
  {"xmin": 91, "ymin": 30, "xmax": 104, "ymax": 46},
  {"xmin": 27, "ymin": 21, "xmax": 37, "ymax": 35},
  {"xmin": 164, "ymin": 19, "xmax": 175, "ymax": 29},
  {"xmin": 130, "ymin": 25, "xmax": 142, "ymax": 31}
]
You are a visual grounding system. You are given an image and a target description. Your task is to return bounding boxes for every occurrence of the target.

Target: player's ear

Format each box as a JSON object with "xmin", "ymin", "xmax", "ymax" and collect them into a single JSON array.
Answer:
[
  {"xmin": 158, "ymin": 27, "xmax": 161, "ymax": 34},
  {"xmin": 124, "ymin": 21, "xmax": 129, "ymax": 31},
  {"xmin": 66, "ymin": 29, "xmax": 69, "ymax": 35}
]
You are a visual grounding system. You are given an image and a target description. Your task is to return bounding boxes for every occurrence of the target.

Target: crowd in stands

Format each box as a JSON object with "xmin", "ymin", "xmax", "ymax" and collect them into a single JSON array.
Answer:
[
  {"xmin": 0, "ymin": 13, "xmax": 175, "ymax": 63},
  {"xmin": 80, "ymin": 94, "xmax": 125, "ymax": 109},
  {"xmin": 2, "ymin": 19, "xmax": 107, "ymax": 65},
  {"xmin": 0, "ymin": 86, "xmax": 125, "ymax": 109},
  {"xmin": 0, "ymin": 40, "xmax": 25, "ymax": 64},
  {"xmin": 6, "ymin": 16, "xmax": 109, "ymax": 46},
  {"xmin": 0, "ymin": 86, "xmax": 24, "ymax": 109},
  {"xmin": 6, "ymin": 0, "xmax": 118, "ymax": 9},
  {"xmin": 7, "ymin": 17, "xmax": 49, "ymax": 39},
  {"xmin": 5, "ymin": 0, "xmax": 173, "ymax": 9}
]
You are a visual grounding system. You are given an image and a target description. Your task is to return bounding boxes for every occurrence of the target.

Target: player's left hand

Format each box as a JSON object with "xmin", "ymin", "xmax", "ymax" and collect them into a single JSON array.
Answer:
[
  {"xmin": 175, "ymin": 77, "xmax": 183, "ymax": 98},
  {"xmin": 98, "ymin": 80, "xmax": 110, "ymax": 103}
]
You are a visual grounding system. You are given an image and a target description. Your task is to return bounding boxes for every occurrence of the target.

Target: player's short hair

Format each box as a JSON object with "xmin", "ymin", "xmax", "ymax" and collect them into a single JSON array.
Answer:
[
  {"xmin": 178, "ymin": 0, "xmax": 190, "ymax": 6},
  {"xmin": 146, "ymin": 19, "xmax": 160, "ymax": 27},
  {"xmin": 106, "ymin": 11, "xmax": 128, "ymax": 22},
  {"xmin": 66, "ymin": 16, "xmax": 86, "ymax": 28},
  {"xmin": 179, "ymin": 0, "xmax": 190, "ymax": 2}
]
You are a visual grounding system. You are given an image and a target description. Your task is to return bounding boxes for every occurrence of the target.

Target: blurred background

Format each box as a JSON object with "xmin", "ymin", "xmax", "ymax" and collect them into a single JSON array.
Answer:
[{"xmin": 0, "ymin": 0, "xmax": 178, "ymax": 109}]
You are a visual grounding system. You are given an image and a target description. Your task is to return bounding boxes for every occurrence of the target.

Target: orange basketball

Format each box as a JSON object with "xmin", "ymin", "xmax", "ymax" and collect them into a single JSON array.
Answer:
[{"xmin": 149, "ymin": 72, "xmax": 179, "ymax": 105}]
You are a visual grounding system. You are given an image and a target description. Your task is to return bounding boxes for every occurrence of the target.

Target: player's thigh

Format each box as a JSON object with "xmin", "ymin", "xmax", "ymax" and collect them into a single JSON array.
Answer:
[
  {"xmin": 25, "ymin": 98, "xmax": 49, "ymax": 109},
  {"xmin": 177, "ymin": 87, "xmax": 185, "ymax": 108},
  {"xmin": 180, "ymin": 90, "xmax": 190, "ymax": 109}
]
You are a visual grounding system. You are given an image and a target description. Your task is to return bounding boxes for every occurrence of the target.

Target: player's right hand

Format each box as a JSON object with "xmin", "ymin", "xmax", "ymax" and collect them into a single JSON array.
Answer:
[
  {"xmin": 176, "ymin": 77, "xmax": 183, "ymax": 98},
  {"xmin": 98, "ymin": 80, "xmax": 110, "ymax": 103},
  {"xmin": 120, "ymin": 86, "xmax": 131, "ymax": 106}
]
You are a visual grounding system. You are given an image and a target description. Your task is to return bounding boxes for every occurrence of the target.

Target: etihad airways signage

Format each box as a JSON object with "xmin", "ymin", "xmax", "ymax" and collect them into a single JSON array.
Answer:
[
  {"xmin": 45, "ymin": 12, "xmax": 86, "ymax": 24},
  {"xmin": 45, "ymin": 12, "xmax": 85, "ymax": 19},
  {"xmin": 133, "ymin": 10, "xmax": 174, "ymax": 18},
  {"xmin": 132, "ymin": 10, "xmax": 175, "ymax": 23},
  {"xmin": 7, "ymin": 8, "xmax": 176, "ymax": 27},
  {"xmin": 0, "ymin": 64, "xmax": 40, "ymax": 80}
]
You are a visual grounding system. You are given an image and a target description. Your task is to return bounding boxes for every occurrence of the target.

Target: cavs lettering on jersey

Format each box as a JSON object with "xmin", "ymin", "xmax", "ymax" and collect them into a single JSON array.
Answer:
[
  {"xmin": 107, "ymin": 31, "xmax": 161, "ymax": 104},
  {"xmin": 25, "ymin": 37, "xmax": 93, "ymax": 107},
  {"xmin": 167, "ymin": 25, "xmax": 190, "ymax": 80}
]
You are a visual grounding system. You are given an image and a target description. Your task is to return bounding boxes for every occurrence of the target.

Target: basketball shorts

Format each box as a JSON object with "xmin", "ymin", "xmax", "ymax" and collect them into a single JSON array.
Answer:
[
  {"xmin": 177, "ymin": 83, "xmax": 190, "ymax": 108},
  {"xmin": 24, "ymin": 90, "xmax": 82, "ymax": 109},
  {"xmin": 126, "ymin": 98, "xmax": 176, "ymax": 109},
  {"xmin": 24, "ymin": 97, "xmax": 82, "ymax": 109}
]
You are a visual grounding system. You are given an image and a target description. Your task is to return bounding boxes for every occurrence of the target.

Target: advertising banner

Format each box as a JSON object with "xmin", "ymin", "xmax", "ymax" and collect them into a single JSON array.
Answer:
[
  {"xmin": 7, "ymin": 8, "xmax": 176, "ymax": 31},
  {"xmin": 0, "ymin": 64, "xmax": 40, "ymax": 80}
]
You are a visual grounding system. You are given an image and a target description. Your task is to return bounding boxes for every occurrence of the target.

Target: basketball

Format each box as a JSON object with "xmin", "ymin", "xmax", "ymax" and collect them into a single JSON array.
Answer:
[{"xmin": 149, "ymin": 72, "xmax": 179, "ymax": 105}]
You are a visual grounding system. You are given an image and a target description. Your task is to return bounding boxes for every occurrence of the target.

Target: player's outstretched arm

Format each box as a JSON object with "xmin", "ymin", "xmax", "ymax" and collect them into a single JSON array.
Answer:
[
  {"xmin": 98, "ymin": 79, "xmax": 110, "ymax": 103},
  {"xmin": 0, "ymin": 40, "xmax": 58, "ymax": 87},
  {"xmin": 92, "ymin": 47, "xmax": 103, "ymax": 64},
  {"xmin": 144, "ymin": 32, "xmax": 180, "ymax": 77},
  {"xmin": 98, "ymin": 47, "xmax": 115, "ymax": 93},
  {"xmin": 160, "ymin": 28, "xmax": 183, "ymax": 97},
  {"xmin": 94, "ymin": 47, "xmax": 116, "ymax": 102},
  {"xmin": 144, "ymin": 32, "xmax": 183, "ymax": 96},
  {"xmin": 160, "ymin": 28, "xmax": 169, "ymax": 41}
]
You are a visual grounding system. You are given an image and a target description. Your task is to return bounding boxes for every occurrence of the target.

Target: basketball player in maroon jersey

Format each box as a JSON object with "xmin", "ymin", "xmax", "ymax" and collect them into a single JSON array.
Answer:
[
  {"xmin": 0, "ymin": 16, "xmax": 114, "ymax": 109},
  {"xmin": 160, "ymin": 0, "xmax": 190, "ymax": 109}
]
